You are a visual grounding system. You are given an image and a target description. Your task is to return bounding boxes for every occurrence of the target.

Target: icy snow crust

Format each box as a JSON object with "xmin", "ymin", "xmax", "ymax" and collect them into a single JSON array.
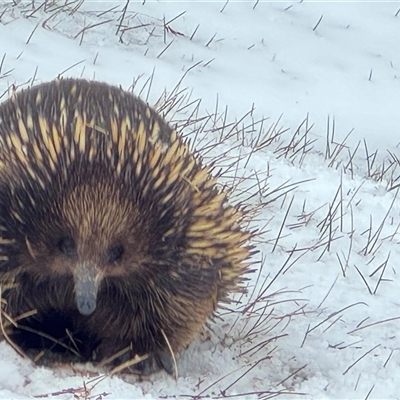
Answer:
[{"xmin": 0, "ymin": 1, "xmax": 400, "ymax": 398}]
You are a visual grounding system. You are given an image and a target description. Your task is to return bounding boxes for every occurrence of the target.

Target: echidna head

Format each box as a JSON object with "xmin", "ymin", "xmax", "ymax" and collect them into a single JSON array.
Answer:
[
  {"xmin": 55, "ymin": 181, "xmax": 138, "ymax": 316},
  {"xmin": 4, "ymin": 167, "xmax": 181, "ymax": 318}
]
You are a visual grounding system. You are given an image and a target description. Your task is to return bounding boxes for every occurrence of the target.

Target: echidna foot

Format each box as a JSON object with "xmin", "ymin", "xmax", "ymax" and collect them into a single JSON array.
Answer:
[{"xmin": 134, "ymin": 350, "xmax": 174, "ymax": 376}]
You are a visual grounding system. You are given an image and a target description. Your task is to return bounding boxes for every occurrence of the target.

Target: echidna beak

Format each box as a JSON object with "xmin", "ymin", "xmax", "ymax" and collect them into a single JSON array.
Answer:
[{"xmin": 73, "ymin": 263, "xmax": 100, "ymax": 316}]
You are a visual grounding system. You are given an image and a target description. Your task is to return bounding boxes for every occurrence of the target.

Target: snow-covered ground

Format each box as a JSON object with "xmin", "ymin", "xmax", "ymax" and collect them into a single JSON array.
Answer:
[{"xmin": 1, "ymin": 1, "xmax": 400, "ymax": 398}]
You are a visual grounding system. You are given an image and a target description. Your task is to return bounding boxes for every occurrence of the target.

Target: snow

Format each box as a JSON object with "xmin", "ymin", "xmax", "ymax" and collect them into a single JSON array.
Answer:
[{"xmin": 0, "ymin": 0, "xmax": 400, "ymax": 398}]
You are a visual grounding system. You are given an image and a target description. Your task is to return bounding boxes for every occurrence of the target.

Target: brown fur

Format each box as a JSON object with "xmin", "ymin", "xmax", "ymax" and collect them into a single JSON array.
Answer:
[{"xmin": 0, "ymin": 79, "xmax": 253, "ymax": 374}]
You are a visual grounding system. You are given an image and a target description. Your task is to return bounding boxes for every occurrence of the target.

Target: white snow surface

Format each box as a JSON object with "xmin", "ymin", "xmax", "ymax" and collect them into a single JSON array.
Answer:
[{"xmin": 0, "ymin": 1, "xmax": 400, "ymax": 399}]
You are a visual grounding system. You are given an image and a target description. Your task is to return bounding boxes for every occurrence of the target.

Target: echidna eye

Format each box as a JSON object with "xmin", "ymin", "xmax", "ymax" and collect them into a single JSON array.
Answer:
[
  {"xmin": 57, "ymin": 237, "xmax": 76, "ymax": 257},
  {"xmin": 108, "ymin": 245, "xmax": 124, "ymax": 264}
]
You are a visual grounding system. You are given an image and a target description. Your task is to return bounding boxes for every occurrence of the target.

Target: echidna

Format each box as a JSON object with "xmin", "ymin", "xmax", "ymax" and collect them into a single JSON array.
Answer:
[{"xmin": 0, "ymin": 79, "xmax": 254, "ymax": 375}]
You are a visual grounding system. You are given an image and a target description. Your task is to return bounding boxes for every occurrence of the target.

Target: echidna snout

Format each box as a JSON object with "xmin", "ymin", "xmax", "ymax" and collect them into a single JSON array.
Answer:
[{"xmin": 73, "ymin": 262, "xmax": 100, "ymax": 316}]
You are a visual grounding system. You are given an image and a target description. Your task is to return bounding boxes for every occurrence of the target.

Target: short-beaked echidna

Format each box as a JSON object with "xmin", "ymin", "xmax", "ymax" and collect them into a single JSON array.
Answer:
[{"xmin": 0, "ymin": 78, "xmax": 254, "ymax": 374}]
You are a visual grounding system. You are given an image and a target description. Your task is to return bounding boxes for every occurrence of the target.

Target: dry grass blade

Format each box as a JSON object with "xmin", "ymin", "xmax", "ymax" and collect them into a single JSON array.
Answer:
[
  {"xmin": 57, "ymin": 59, "xmax": 86, "ymax": 78},
  {"xmin": 343, "ymin": 139, "xmax": 359, "ymax": 178},
  {"xmin": 261, "ymin": 178, "xmax": 314, "ymax": 207},
  {"xmin": 272, "ymin": 195, "xmax": 294, "ymax": 253},
  {"xmin": 205, "ymin": 32, "xmax": 217, "ymax": 47},
  {"xmin": 277, "ymin": 363, "xmax": 307, "ymax": 387},
  {"xmin": 325, "ymin": 117, "xmax": 353, "ymax": 169},
  {"xmin": 274, "ymin": 115, "xmax": 315, "ymax": 166},
  {"xmin": 220, "ymin": 0, "xmax": 229, "ymax": 13},
  {"xmin": 161, "ymin": 328, "xmax": 178, "ymax": 379},
  {"xmin": 342, "ymin": 344, "xmax": 381, "ymax": 375},
  {"xmin": 361, "ymin": 189, "xmax": 398, "ymax": 256},
  {"xmin": 0, "ymin": 53, "xmax": 6, "ymax": 75},
  {"xmin": 110, "ymin": 354, "xmax": 149, "ymax": 376},
  {"xmin": 301, "ymin": 302, "xmax": 367, "ymax": 347},
  {"xmin": 316, "ymin": 275, "xmax": 339, "ymax": 309},
  {"xmin": 0, "ymin": 285, "xmax": 28, "ymax": 359},
  {"xmin": 26, "ymin": 22, "xmax": 39, "ymax": 45},
  {"xmin": 116, "ymin": 0, "xmax": 130, "ymax": 36},
  {"xmin": 353, "ymin": 265, "xmax": 372, "ymax": 295},
  {"xmin": 385, "ymin": 150, "xmax": 400, "ymax": 191},
  {"xmin": 317, "ymin": 182, "xmax": 342, "ymax": 237},
  {"xmin": 97, "ymin": 344, "xmax": 133, "ymax": 368},
  {"xmin": 74, "ymin": 19, "xmax": 113, "ymax": 45},
  {"xmin": 157, "ymin": 39, "xmax": 174, "ymax": 58},
  {"xmin": 365, "ymin": 384, "xmax": 375, "ymax": 400},
  {"xmin": 348, "ymin": 315, "xmax": 400, "ymax": 335},
  {"xmin": 189, "ymin": 23, "xmax": 200, "ymax": 41},
  {"xmin": 372, "ymin": 252, "xmax": 391, "ymax": 294},
  {"xmin": 313, "ymin": 14, "xmax": 323, "ymax": 31},
  {"xmin": 363, "ymin": 139, "xmax": 378, "ymax": 179},
  {"xmin": 383, "ymin": 348, "xmax": 397, "ymax": 368}
]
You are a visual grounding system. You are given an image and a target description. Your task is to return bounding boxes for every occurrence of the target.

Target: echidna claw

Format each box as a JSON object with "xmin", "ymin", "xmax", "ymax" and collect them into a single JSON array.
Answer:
[{"xmin": 156, "ymin": 350, "xmax": 174, "ymax": 376}]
